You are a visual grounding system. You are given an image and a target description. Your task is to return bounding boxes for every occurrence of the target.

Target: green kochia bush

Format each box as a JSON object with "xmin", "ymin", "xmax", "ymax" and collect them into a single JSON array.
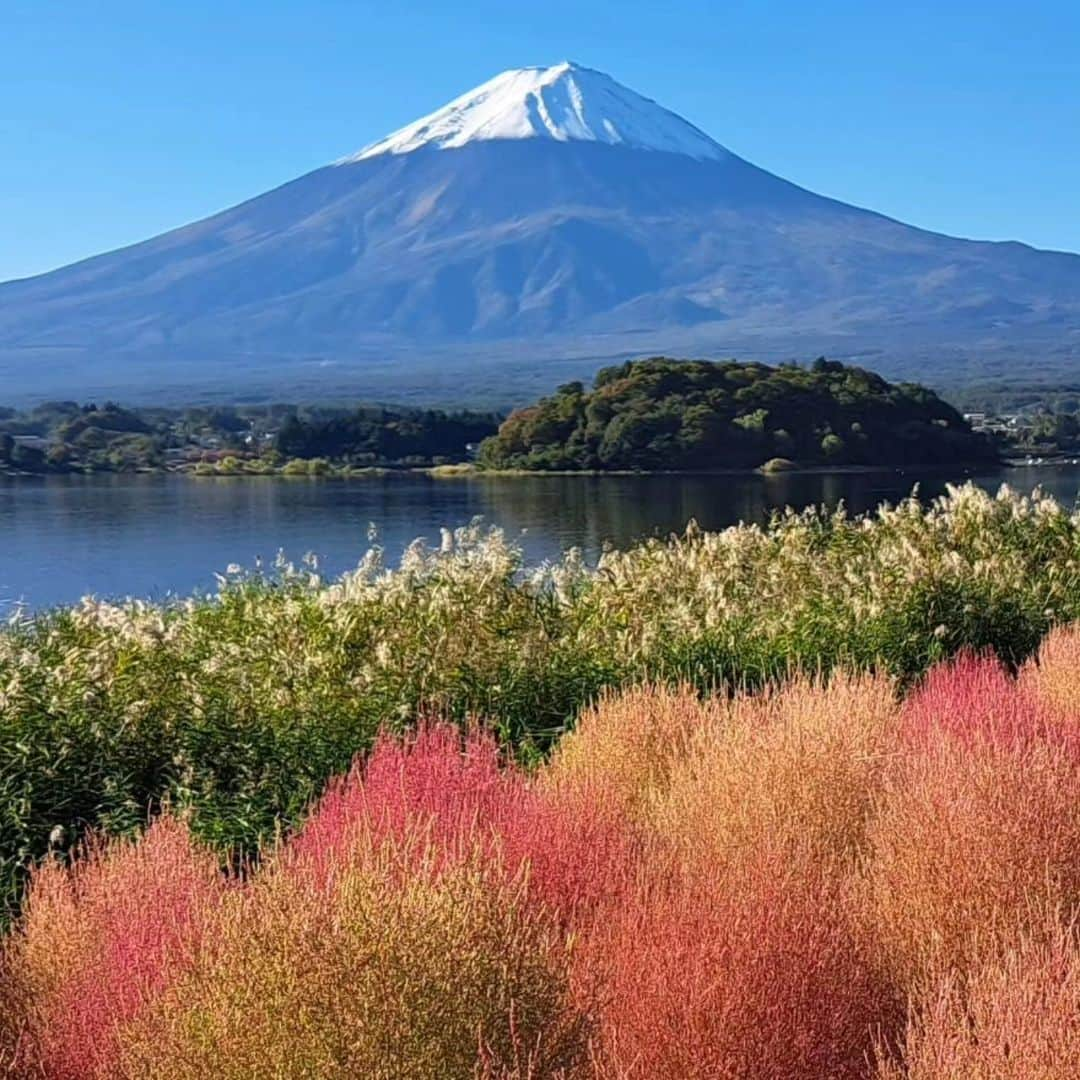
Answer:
[{"xmin": 2, "ymin": 482, "xmax": 1080, "ymax": 921}]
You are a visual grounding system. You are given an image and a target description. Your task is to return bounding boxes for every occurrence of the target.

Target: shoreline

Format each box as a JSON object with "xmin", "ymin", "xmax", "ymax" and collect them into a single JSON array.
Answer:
[
  {"xmin": 0, "ymin": 458, "xmax": 1037, "ymax": 481},
  {"xmin": 437, "ymin": 460, "xmax": 1008, "ymax": 479}
]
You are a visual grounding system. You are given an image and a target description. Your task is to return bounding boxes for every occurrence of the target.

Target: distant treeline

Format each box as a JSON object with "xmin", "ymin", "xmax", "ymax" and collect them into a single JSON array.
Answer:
[
  {"xmin": 477, "ymin": 357, "xmax": 998, "ymax": 471},
  {"xmin": 275, "ymin": 408, "xmax": 499, "ymax": 465},
  {"xmin": 2, "ymin": 358, "xmax": 1009, "ymax": 475},
  {"xmin": 952, "ymin": 380, "xmax": 1080, "ymax": 417},
  {"xmin": 0, "ymin": 400, "xmax": 499, "ymax": 473}
]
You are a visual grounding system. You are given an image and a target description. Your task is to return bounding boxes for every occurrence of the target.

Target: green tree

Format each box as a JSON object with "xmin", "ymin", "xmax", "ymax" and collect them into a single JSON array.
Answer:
[{"xmin": 821, "ymin": 433, "xmax": 846, "ymax": 460}]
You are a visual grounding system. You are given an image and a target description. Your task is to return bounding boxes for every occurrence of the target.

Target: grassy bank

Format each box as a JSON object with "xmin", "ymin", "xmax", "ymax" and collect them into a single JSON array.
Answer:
[{"xmin": 1, "ymin": 483, "xmax": 1080, "ymax": 921}]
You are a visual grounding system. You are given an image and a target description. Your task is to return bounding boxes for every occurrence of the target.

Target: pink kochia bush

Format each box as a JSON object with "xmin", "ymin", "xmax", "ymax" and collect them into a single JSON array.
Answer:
[
  {"xmin": 5, "ymin": 627, "xmax": 1080, "ymax": 1077},
  {"xmin": 0, "ymin": 817, "xmax": 225, "ymax": 1079},
  {"xmin": 876, "ymin": 918, "xmax": 1080, "ymax": 1080}
]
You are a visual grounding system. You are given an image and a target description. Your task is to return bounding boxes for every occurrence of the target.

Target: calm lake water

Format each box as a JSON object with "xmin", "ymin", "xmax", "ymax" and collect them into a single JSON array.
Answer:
[{"xmin": 2, "ymin": 465, "xmax": 1079, "ymax": 612}]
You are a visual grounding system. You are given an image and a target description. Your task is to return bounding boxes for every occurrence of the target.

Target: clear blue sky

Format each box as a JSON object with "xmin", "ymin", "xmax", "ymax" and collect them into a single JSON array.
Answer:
[{"xmin": 3, "ymin": 0, "xmax": 1078, "ymax": 282}]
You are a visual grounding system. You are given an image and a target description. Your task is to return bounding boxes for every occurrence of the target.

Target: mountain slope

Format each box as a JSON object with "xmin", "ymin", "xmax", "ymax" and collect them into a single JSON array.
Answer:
[{"xmin": 1, "ymin": 62, "xmax": 1078, "ymax": 403}]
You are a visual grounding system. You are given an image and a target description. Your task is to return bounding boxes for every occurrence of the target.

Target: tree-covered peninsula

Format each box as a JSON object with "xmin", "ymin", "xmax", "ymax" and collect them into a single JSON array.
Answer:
[{"xmin": 477, "ymin": 357, "xmax": 996, "ymax": 472}]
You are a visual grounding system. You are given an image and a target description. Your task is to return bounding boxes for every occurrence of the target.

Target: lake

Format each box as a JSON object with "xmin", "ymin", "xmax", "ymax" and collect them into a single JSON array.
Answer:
[{"xmin": 2, "ymin": 465, "xmax": 1079, "ymax": 612}]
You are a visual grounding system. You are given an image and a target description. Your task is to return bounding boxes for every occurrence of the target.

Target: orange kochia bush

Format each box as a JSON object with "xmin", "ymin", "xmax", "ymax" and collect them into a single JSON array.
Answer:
[
  {"xmin": 864, "ymin": 652, "xmax": 1080, "ymax": 994},
  {"xmin": 4, "ymin": 628, "xmax": 1080, "ymax": 1078}
]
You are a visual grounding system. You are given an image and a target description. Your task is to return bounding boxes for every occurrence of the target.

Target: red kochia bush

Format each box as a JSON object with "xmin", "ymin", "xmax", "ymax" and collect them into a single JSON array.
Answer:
[
  {"xmin": 902, "ymin": 648, "xmax": 1080, "ymax": 764},
  {"xmin": 503, "ymin": 778, "xmax": 638, "ymax": 930},
  {"xmin": 285, "ymin": 723, "xmax": 518, "ymax": 885},
  {"xmin": 5, "ymin": 816, "xmax": 225, "ymax": 1080},
  {"xmin": 584, "ymin": 846, "xmax": 900, "ymax": 1080},
  {"xmin": 901, "ymin": 650, "xmax": 1052, "ymax": 749},
  {"xmin": 287, "ymin": 722, "xmax": 637, "ymax": 929}
]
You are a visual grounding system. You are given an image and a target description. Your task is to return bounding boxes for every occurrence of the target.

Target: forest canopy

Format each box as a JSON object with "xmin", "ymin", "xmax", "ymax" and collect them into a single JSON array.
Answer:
[
  {"xmin": 477, "ymin": 357, "xmax": 996, "ymax": 471},
  {"xmin": 274, "ymin": 407, "xmax": 498, "ymax": 465}
]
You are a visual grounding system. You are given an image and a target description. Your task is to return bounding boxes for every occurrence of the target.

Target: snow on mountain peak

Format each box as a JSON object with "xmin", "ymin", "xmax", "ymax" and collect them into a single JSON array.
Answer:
[{"xmin": 341, "ymin": 62, "xmax": 729, "ymax": 163}]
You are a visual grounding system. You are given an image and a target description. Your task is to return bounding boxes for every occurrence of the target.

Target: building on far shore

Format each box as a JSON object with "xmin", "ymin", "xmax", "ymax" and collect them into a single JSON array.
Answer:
[{"xmin": 12, "ymin": 435, "xmax": 50, "ymax": 452}]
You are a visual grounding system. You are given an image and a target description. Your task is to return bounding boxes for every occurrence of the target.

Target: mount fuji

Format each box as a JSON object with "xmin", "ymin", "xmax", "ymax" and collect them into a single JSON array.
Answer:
[{"xmin": 2, "ymin": 61, "xmax": 1079, "ymax": 404}]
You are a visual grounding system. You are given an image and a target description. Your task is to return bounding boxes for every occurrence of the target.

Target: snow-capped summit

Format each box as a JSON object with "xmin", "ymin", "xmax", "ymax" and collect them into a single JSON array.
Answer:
[{"xmin": 343, "ymin": 62, "xmax": 730, "ymax": 163}]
